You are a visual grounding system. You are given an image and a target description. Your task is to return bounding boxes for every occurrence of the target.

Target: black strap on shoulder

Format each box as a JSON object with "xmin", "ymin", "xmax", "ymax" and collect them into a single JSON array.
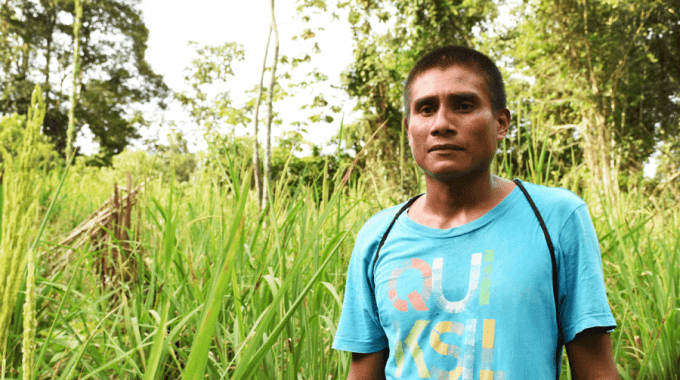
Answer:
[
  {"xmin": 513, "ymin": 179, "xmax": 558, "ymax": 310},
  {"xmin": 373, "ymin": 193, "xmax": 424, "ymax": 268},
  {"xmin": 514, "ymin": 179, "xmax": 563, "ymax": 377}
]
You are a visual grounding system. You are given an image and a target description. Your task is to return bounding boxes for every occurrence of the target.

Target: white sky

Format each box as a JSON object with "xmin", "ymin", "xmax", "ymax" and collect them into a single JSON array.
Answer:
[{"xmin": 114, "ymin": 0, "xmax": 357, "ymax": 154}]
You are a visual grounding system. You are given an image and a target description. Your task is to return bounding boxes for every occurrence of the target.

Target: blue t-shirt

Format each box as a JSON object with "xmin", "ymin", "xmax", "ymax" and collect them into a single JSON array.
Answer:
[{"xmin": 332, "ymin": 181, "xmax": 616, "ymax": 379}]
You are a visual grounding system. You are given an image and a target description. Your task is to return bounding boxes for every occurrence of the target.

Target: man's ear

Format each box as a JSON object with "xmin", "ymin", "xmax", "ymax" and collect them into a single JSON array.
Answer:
[
  {"xmin": 403, "ymin": 117, "xmax": 412, "ymax": 147},
  {"xmin": 496, "ymin": 108, "xmax": 511, "ymax": 140}
]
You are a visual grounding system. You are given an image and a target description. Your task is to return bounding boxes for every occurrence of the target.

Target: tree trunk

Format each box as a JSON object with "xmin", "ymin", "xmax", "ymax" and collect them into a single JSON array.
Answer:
[
  {"xmin": 0, "ymin": 1, "xmax": 9, "ymax": 77},
  {"xmin": 595, "ymin": 110, "xmax": 613, "ymax": 197},
  {"xmin": 580, "ymin": 112, "xmax": 596, "ymax": 180},
  {"xmin": 42, "ymin": 4, "xmax": 57, "ymax": 106},
  {"xmin": 262, "ymin": 0, "xmax": 279, "ymax": 208},
  {"xmin": 17, "ymin": 1, "xmax": 31, "ymax": 81},
  {"xmin": 582, "ymin": 107, "xmax": 616, "ymax": 200},
  {"xmin": 20, "ymin": 40, "xmax": 29, "ymax": 78},
  {"xmin": 581, "ymin": 0, "xmax": 616, "ymax": 199},
  {"xmin": 66, "ymin": 0, "xmax": 82, "ymax": 157},
  {"xmin": 252, "ymin": 27, "xmax": 272, "ymax": 208}
]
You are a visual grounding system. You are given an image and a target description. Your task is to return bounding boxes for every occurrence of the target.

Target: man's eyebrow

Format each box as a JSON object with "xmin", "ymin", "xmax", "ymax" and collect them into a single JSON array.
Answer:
[
  {"xmin": 413, "ymin": 93, "xmax": 479, "ymax": 107},
  {"xmin": 413, "ymin": 96, "xmax": 438, "ymax": 108},
  {"xmin": 449, "ymin": 93, "xmax": 478, "ymax": 102}
]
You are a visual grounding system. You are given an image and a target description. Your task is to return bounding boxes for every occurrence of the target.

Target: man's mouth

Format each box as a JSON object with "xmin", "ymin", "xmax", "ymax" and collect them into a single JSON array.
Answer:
[{"xmin": 429, "ymin": 144, "xmax": 464, "ymax": 152}]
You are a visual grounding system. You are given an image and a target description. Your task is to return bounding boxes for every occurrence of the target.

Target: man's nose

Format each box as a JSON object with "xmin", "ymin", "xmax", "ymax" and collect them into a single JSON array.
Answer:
[{"xmin": 431, "ymin": 105, "xmax": 457, "ymax": 136}]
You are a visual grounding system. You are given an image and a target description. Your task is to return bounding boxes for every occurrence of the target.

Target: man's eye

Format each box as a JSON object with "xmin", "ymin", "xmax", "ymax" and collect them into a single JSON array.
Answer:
[
  {"xmin": 420, "ymin": 105, "xmax": 435, "ymax": 114},
  {"xmin": 458, "ymin": 101, "xmax": 474, "ymax": 111}
]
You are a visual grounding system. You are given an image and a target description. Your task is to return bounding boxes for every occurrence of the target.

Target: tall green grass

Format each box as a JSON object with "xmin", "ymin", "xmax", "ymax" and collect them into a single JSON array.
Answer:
[
  {"xmin": 0, "ymin": 114, "xmax": 677, "ymax": 379},
  {"xmin": 0, "ymin": 86, "xmax": 46, "ymax": 379}
]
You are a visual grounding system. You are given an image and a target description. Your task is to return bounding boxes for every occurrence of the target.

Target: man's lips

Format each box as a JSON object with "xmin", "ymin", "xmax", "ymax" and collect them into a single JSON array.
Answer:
[{"xmin": 429, "ymin": 144, "xmax": 464, "ymax": 152}]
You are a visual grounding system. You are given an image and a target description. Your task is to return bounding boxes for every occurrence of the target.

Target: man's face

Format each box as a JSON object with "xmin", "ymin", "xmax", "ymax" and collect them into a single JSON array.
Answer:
[{"xmin": 404, "ymin": 65, "xmax": 509, "ymax": 182}]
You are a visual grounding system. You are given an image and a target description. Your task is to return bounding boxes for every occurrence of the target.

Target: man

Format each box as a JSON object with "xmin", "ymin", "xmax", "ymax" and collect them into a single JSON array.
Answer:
[{"xmin": 332, "ymin": 46, "xmax": 618, "ymax": 379}]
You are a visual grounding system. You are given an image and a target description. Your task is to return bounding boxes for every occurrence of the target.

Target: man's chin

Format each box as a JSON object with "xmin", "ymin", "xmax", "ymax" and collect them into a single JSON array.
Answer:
[{"xmin": 422, "ymin": 167, "xmax": 489, "ymax": 184}]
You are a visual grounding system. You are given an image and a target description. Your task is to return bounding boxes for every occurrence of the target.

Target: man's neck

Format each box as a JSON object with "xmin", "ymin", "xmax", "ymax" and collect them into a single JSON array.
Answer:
[{"xmin": 408, "ymin": 171, "xmax": 515, "ymax": 230}]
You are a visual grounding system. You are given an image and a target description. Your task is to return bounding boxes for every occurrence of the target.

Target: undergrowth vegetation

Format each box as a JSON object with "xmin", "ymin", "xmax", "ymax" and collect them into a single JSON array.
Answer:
[{"xmin": 0, "ymin": 118, "xmax": 678, "ymax": 380}]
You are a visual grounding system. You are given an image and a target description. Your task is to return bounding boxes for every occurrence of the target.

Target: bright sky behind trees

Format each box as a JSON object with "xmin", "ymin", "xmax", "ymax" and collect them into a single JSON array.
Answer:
[
  {"xmin": 106, "ymin": 0, "xmax": 357, "ymax": 154},
  {"xmin": 76, "ymin": 0, "xmax": 659, "ymax": 175}
]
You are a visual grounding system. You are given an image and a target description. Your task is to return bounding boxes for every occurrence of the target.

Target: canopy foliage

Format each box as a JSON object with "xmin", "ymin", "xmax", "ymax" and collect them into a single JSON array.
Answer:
[{"xmin": 0, "ymin": 0, "xmax": 168, "ymax": 162}]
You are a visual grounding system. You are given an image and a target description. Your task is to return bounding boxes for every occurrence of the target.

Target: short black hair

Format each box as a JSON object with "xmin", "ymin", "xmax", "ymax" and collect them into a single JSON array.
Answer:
[{"xmin": 403, "ymin": 45, "xmax": 507, "ymax": 120}]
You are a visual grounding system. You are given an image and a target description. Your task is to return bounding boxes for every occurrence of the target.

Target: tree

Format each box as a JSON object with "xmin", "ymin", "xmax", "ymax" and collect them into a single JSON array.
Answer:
[
  {"xmin": 175, "ymin": 41, "xmax": 247, "ymax": 130},
  {"xmin": 177, "ymin": 4, "xmax": 338, "ymax": 205},
  {"xmin": 508, "ymin": 0, "xmax": 680, "ymax": 193},
  {"xmin": 0, "ymin": 0, "xmax": 169, "ymax": 161}
]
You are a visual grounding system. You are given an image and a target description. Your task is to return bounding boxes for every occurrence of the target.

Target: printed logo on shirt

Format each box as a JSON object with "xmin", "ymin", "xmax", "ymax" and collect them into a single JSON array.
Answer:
[
  {"xmin": 387, "ymin": 250, "xmax": 494, "ymax": 312},
  {"xmin": 387, "ymin": 250, "xmax": 504, "ymax": 379}
]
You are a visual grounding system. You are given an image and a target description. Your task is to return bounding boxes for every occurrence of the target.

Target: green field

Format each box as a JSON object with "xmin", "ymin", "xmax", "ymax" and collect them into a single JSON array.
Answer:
[
  {"xmin": 1, "ymin": 132, "xmax": 678, "ymax": 379},
  {"xmin": 1, "ymin": 0, "xmax": 678, "ymax": 378}
]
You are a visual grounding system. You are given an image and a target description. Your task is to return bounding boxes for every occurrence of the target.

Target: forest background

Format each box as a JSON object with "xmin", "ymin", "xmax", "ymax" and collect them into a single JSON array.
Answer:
[{"xmin": 0, "ymin": 0, "xmax": 679, "ymax": 379}]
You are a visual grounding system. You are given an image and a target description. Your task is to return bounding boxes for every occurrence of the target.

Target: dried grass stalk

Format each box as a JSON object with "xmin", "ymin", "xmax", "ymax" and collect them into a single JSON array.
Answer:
[{"xmin": 51, "ymin": 175, "xmax": 144, "ymax": 287}]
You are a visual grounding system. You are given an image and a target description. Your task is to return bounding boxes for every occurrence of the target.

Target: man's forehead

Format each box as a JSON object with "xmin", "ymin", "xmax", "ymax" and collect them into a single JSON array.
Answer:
[
  {"xmin": 410, "ymin": 65, "xmax": 489, "ymax": 99},
  {"xmin": 412, "ymin": 64, "xmax": 485, "ymax": 84}
]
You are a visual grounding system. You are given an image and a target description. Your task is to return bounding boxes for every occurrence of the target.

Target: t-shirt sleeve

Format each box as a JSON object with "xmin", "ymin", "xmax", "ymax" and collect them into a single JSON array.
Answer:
[
  {"xmin": 557, "ymin": 204, "xmax": 617, "ymax": 344},
  {"xmin": 332, "ymin": 223, "xmax": 389, "ymax": 353}
]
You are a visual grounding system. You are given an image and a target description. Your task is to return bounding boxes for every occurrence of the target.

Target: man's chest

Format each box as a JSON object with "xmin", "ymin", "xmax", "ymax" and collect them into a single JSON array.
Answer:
[
  {"xmin": 372, "ymin": 239, "xmax": 559, "ymax": 379},
  {"xmin": 374, "ymin": 237, "xmax": 554, "ymax": 317}
]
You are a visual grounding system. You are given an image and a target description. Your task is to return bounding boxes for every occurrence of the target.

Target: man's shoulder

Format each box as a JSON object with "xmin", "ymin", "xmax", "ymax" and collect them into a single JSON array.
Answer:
[
  {"xmin": 512, "ymin": 180, "xmax": 592, "ymax": 234},
  {"xmin": 517, "ymin": 181, "xmax": 586, "ymax": 212},
  {"xmin": 357, "ymin": 201, "xmax": 409, "ymax": 239},
  {"xmin": 348, "ymin": 201, "xmax": 411, "ymax": 262}
]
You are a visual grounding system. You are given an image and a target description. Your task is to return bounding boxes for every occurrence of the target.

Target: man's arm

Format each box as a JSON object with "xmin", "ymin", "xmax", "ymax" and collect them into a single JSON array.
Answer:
[
  {"xmin": 565, "ymin": 328, "xmax": 618, "ymax": 380},
  {"xmin": 347, "ymin": 348, "xmax": 389, "ymax": 380}
]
